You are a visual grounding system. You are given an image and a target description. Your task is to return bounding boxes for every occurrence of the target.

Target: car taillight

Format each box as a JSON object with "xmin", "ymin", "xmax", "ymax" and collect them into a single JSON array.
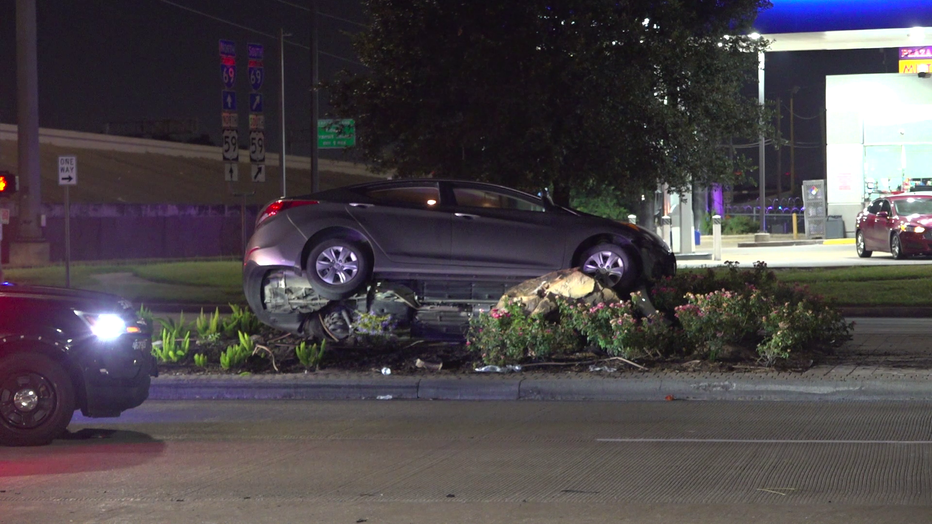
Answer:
[{"xmin": 256, "ymin": 199, "xmax": 319, "ymax": 226}]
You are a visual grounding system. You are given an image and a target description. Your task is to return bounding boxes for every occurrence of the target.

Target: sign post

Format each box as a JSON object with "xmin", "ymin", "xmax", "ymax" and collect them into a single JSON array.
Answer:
[
  {"xmin": 220, "ymin": 40, "xmax": 239, "ymax": 181},
  {"xmin": 248, "ymin": 43, "xmax": 266, "ymax": 184},
  {"xmin": 58, "ymin": 156, "xmax": 77, "ymax": 288}
]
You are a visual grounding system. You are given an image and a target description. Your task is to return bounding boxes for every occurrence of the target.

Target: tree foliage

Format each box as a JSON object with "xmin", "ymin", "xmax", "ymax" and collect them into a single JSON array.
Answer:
[{"xmin": 329, "ymin": 0, "xmax": 772, "ymax": 200}]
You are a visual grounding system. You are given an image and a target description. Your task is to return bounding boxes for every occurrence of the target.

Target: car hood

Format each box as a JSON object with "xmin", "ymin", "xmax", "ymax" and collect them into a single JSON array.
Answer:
[{"xmin": 0, "ymin": 283, "xmax": 133, "ymax": 314}]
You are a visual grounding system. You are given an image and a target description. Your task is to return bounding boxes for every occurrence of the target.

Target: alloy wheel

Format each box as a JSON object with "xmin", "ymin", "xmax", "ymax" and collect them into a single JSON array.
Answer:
[
  {"xmin": 582, "ymin": 250, "xmax": 626, "ymax": 287},
  {"xmin": 315, "ymin": 246, "xmax": 360, "ymax": 285}
]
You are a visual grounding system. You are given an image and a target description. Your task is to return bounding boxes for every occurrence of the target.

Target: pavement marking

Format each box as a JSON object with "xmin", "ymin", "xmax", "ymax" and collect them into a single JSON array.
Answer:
[{"xmin": 597, "ymin": 438, "xmax": 932, "ymax": 445}]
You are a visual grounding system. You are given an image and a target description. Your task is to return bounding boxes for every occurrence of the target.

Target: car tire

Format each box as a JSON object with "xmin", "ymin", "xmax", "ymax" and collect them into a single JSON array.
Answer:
[
  {"xmin": 580, "ymin": 243, "xmax": 639, "ymax": 292},
  {"xmin": 891, "ymin": 233, "xmax": 908, "ymax": 260},
  {"xmin": 0, "ymin": 353, "xmax": 76, "ymax": 447},
  {"xmin": 855, "ymin": 231, "xmax": 872, "ymax": 258},
  {"xmin": 306, "ymin": 238, "xmax": 372, "ymax": 300}
]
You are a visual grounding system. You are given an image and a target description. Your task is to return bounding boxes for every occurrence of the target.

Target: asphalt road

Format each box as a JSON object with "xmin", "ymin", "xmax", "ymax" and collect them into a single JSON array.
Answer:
[{"xmin": 5, "ymin": 400, "xmax": 932, "ymax": 523}]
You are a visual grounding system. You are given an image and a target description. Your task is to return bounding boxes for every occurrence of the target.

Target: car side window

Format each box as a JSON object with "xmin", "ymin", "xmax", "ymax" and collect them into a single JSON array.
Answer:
[
  {"xmin": 880, "ymin": 200, "xmax": 892, "ymax": 215},
  {"xmin": 364, "ymin": 186, "xmax": 440, "ymax": 208},
  {"xmin": 867, "ymin": 200, "xmax": 881, "ymax": 214},
  {"xmin": 452, "ymin": 187, "xmax": 545, "ymax": 212}
]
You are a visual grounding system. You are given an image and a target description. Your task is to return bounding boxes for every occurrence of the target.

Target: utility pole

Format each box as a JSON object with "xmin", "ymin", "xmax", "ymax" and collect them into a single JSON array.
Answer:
[
  {"xmin": 310, "ymin": 0, "xmax": 320, "ymax": 193},
  {"xmin": 279, "ymin": 28, "xmax": 288, "ymax": 197},
  {"xmin": 16, "ymin": 0, "xmax": 42, "ymax": 242}
]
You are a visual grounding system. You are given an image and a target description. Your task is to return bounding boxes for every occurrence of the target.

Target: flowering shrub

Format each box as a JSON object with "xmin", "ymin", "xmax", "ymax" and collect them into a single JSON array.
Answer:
[
  {"xmin": 467, "ymin": 262, "xmax": 852, "ymax": 367},
  {"xmin": 466, "ymin": 299, "xmax": 580, "ymax": 366}
]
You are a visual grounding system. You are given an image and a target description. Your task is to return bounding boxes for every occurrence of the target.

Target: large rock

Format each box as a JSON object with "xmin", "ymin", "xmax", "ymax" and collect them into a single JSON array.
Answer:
[{"xmin": 495, "ymin": 268, "xmax": 620, "ymax": 317}]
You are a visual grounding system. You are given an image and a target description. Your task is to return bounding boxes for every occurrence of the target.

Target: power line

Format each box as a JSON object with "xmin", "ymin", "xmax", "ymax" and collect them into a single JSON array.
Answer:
[
  {"xmin": 781, "ymin": 102, "xmax": 821, "ymax": 120},
  {"xmin": 157, "ymin": 0, "xmax": 364, "ymax": 66},
  {"xmin": 271, "ymin": 0, "xmax": 368, "ymax": 28}
]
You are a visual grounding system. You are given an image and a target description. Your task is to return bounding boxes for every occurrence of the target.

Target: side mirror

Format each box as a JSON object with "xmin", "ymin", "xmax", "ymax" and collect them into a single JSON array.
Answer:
[{"xmin": 877, "ymin": 211, "xmax": 889, "ymax": 218}]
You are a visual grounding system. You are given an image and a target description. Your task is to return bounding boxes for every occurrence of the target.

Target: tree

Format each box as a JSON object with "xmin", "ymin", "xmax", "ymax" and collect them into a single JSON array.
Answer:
[{"xmin": 329, "ymin": 0, "xmax": 772, "ymax": 204}]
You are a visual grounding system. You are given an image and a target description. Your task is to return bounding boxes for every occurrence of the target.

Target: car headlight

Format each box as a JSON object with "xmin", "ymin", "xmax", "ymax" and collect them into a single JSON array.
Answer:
[
  {"xmin": 75, "ymin": 311, "xmax": 140, "ymax": 341},
  {"xmin": 901, "ymin": 224, "xmax": 926, "ymax": 234}
]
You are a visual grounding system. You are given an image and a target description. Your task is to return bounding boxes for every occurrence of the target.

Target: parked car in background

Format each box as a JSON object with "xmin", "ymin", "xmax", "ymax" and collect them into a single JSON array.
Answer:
[
  {"xmin": 244, "ymin": 179, "xmax": 676, "ymax": 335},
  {"xmin": 0, "ymin": 283, "xmax": 154, "ymax": 446},
  {"xmin": 856, "ymin": 193, "xmax": 932, "ymax": 259}
]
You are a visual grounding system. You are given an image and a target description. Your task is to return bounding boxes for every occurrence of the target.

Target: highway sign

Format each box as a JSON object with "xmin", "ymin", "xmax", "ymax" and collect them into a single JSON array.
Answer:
[
  {"xmin": 251, "ymin": 164, "xmax": 266, "ymax": 183},
  {"xmin": 58, "ymin": 155, "xmax": 77, "ymax": 185},
  {"xmin": 222, "ymin": 91, "xmax": 237, "ymax": 112},
  {"xmin": 222, "ymin": 112, "xmax": 239, "ymax": 129},
  {"xmin": 224, "ymin": 162, "xmax": 239, "ymax": 182},
  {"xmin": 222, "ymin": 129, "xmax": 239, "ymax": 161},
  {"xmin": 249, "ymin": 114, "xmax": 265, "ymax": 130},
  {"xmin": 318, "ymin": 119, "xmax": 356, "ymax": 149},
  {"xmin": 249, "ymin": 93, "xmax": 263, "ymax": 113},
  {"xmin": 221, "ymin": 64, "xmax": 236, "ymax": 89},
  {"xmin": 249, "ymin": 130, "xmax": 266, "ymax": 163},
  {"xmin": 248, "ymin": 43, "xmax": 264, "ymax": 61},
  {"xmin": 249, "ymin": 66, "xmax": 264, "ymax": 91},
  {"xmin": 219, "ymin": 39, "xmax": 236, "ymax": 58}
]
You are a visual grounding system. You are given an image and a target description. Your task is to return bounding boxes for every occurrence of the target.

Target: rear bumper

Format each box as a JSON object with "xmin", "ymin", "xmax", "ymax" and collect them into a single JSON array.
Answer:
[{"xmin": 243, "ymin": 261, "xmax": 309, "ymax": 335}]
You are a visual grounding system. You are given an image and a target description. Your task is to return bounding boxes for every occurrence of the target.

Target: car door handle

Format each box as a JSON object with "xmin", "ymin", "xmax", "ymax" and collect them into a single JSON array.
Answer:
[
  {"xmin": 454, "ymin": 213, "xmax": 480, "ymax": 220},
  {"xmin": 349, "ymin": 203, "xmax": 373, "ymax": 208}
]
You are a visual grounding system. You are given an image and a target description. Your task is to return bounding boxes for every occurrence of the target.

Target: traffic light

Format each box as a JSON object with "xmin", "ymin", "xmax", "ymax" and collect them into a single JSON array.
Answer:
[{"xmin": 0, "ymin": 172, "xmax": 16, "ymax": 195}]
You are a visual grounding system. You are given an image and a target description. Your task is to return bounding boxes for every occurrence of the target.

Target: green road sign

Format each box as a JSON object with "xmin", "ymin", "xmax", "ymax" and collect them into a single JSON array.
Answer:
[{"xmin": 318, "ymin": 119, "xmax": 356, "ymax": 149}]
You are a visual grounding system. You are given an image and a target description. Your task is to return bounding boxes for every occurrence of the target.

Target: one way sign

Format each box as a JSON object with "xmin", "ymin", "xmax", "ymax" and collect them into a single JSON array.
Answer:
[{"xmin": 58, "ymin": 156, "xmax": 77, "ymax": 186}]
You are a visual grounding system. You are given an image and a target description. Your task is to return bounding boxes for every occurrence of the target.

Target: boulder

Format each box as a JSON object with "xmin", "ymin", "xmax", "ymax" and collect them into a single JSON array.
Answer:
[{"xmin": 495, "ymin": 268, "xmax": 620, "ymax": 317}]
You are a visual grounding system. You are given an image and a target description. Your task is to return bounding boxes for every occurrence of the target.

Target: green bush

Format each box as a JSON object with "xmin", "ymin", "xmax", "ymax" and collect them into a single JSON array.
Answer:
[
  {"xmin": 723, "ymin": 215, "xmax": 760, "ymax": 234},
  {"xmin": 220, "ymin": 331, "xmax": 255, "ymax": 370},
  {"xmin": 466, "ymin": 299, "xmax": 581, "ymax": 366},
  {"xmin": 152, "ymin": 328, "xmax": 191, "ymax": 363}
]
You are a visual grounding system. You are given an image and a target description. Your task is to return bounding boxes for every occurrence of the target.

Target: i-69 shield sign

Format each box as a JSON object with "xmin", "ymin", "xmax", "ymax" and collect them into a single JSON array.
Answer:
[{"xmin": 249, "ymin": 131, "xmax": 266, "ymax": 163}]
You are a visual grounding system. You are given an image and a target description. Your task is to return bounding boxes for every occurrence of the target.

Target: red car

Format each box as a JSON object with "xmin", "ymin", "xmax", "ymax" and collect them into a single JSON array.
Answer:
[{"xmin": 856, "ymin": 193, "xmax": 932, "ymax": 259}]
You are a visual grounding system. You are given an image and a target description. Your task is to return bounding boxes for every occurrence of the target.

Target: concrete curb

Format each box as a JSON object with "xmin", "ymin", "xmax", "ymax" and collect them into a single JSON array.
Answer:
[{"xmin": 149, "ymin": 374, "xmax": 932, "ymax": 402}]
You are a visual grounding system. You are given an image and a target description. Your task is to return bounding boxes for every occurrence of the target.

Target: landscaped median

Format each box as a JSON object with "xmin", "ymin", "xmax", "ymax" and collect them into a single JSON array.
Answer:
[{"xmin": 5, "ymin": 259, "xmax": 932, "ymax": 376}]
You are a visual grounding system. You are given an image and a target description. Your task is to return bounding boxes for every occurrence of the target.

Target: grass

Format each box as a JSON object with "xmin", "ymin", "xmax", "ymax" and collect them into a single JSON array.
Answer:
[{"xmin": 5, "ymin": 261, "xmax": 932, "ymax": 308}]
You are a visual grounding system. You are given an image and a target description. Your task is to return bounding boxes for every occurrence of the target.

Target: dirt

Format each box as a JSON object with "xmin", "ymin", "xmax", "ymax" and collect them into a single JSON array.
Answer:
[{"xmin": 156, "ymin": 328, "xmax": 826, "ymax": 378}]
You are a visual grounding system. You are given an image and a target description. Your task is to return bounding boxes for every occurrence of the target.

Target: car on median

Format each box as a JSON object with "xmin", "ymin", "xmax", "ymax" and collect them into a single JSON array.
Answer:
[
  {"xmin": 243, "ymin": 178, "xmax": 676, "ymax": 334},
  {"xmin": 856, "ymin": 193, "xmax": 932, "ymax": 259},
  {"xmin": 0, "ymin": 282, "xmax": 155, "ymax": 446}
]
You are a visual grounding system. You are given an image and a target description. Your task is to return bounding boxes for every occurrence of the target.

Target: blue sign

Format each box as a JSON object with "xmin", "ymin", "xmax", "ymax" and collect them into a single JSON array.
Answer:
[
  {"xmin": 248, "ymin": 43, "xmax": 264, "ymax": 61},
  {"xmin": 249, "ymin": 93, "xmax": 263, "ymax": 113},
  {"xmin": 221, "ymin": 64, "xmax": 236, "ymax": 89},
  {"xmin": 219, "ymin": 39, "xmax": 236, "ymax": 58},
  {"xmin": 249, "ymin": 66, "xmax": 264, "ymax": 91},
  {"xmin": 222, "ymin": 91, "xmax": 237, "ymax": 112}
]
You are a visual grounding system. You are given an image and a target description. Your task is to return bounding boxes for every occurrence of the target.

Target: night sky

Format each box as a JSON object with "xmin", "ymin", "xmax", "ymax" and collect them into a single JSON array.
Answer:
[
  {"xmin": 0, "ymin": 0, "xmax": 367, "ymax": 158},
  {"xmin": 0, "ymin": 1, "xmax": 905, "ymax": 190}
]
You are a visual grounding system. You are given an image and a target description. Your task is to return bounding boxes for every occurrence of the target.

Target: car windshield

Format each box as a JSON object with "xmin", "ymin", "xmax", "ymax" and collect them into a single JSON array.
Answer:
[{"xmin": 894, "ymin": 198, "xmax": 932, "ymax": 216}]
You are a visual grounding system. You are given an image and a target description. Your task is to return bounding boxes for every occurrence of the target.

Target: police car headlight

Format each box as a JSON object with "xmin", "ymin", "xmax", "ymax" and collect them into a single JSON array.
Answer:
[{"xmin": 75, "ymin": 311, "xmax": 137, "ymax": 341}]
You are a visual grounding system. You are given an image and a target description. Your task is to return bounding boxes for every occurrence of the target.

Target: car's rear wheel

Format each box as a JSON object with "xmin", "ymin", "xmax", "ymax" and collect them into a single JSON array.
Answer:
[
  {"xmin": 856, "ymin": 230, "xmax": 872, "ymax": 258},
  {"xmin": 0, "ymin": 353, "xmax": 75, "ymax": 447},
  {"xmin": 580, "ymin": 244, "xmax": 638, "ymax": 292},
  {"xmin": 891, "ymin": 233, "xmax": 908, "ymax": 260},
  {"xmin": 306, "ymin": 238, "xmax": 372, "ymax": 300}
]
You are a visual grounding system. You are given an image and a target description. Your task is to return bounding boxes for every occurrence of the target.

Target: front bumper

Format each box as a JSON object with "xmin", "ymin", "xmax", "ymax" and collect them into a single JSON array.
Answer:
[
  {"xmin": 76, "ymin": 334, "xmax": 155, "ymax": 418},
  {"xmin": 899, "ymin": 232, "xmax": 932, "ymax": 255}
]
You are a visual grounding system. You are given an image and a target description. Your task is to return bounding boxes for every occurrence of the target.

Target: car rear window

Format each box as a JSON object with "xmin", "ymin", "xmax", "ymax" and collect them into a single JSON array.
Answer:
[{"xmin": 365, "ymin": 186, "xmax": 440, "ymax": 207}]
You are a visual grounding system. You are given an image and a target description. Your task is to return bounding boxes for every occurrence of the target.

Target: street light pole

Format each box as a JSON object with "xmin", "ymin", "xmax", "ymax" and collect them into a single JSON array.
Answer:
[
  {"xmin": 279, "ymin": 28, "xmax": 288, "ymax": 197},
  {"xmin": 757, "ymin": 50, "xmax": 767, "ymax": 235},
  {"xmin": 310, "ymin": 0, "xmax": 320, "ymax": 193}
]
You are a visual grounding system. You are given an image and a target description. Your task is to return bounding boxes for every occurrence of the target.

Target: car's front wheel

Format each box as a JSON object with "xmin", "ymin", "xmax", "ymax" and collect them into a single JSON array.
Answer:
[
  {"xmin": 856, "ymin": 230, "xmax": 872, "ymax": 258},
  {"xmin": 0, "ymin": 353, "xmax": 76, "ymax": 447},
  {"xmin": 580, "ymin": 243, "xmax": 638, "ymax": 292},
  {"xmin": 306, "ymin": 238, "xmax": 372, "ymax": 300},
  {"xmin": 891, "ymin": 233, "xmax": 908, "ymax": 260}
]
